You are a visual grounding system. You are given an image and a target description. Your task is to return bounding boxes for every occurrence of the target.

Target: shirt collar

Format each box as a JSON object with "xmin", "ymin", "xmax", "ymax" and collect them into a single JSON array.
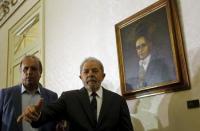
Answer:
[
  {"xmin": 87, "ymin": 86, "xmax": 103, "ymax": 98},
  {"xmin": 139, "ymin": 54, "xmax": 151, "ymax": 66},
  {"xmin": 21, "ymin": 84, "xmax": 41, "ymax": 94}
]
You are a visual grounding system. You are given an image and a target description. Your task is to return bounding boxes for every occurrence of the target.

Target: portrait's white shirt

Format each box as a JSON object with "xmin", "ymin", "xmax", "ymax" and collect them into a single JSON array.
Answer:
[{"xmin": 139, "ymin": 54, "xmax": 151, "ymax": 71}]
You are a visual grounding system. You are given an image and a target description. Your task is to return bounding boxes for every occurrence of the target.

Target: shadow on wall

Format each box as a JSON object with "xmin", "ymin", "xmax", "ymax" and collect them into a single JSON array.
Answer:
[
  {"xmin": 128, "ymin": 98, "xmax": 163, "ymax": 131},
  {"xmin": 164, "ymin": 71, "xmax": 200, "ymax": 130},
  {"xmin": 155, "ymin": 48, "xmax": 200, "ymax": 131},
  {"xmin": 128, "ymin": 99, "xmax": 145, "ymax": 131},
  {"xmin": 131, "ymin": 115, "xmax": 145, "ymax": 131},
  {"xmin": 158, "ymin": 89, "xmax": 200, "ymax": 131},
  {"xmin": 132, "ymin": 89, "xmax": 199, "ymax": 131}
]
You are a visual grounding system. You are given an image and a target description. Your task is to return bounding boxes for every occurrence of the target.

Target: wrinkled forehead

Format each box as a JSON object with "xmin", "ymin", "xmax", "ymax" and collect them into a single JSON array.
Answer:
[
  {"xmin": 22, "ymin": 57, "xmax": 37, "ymax": 64},
  {"xmin": 82, "ymin": 60, "xmax": 103, "ymax": 72},
  {"xmin": 82, "ymin": 60, "xmax": 100, "ymax": 68},
  {"xmin": 21, "ymin": 58, "xmax": 41, "ymax": 72}
]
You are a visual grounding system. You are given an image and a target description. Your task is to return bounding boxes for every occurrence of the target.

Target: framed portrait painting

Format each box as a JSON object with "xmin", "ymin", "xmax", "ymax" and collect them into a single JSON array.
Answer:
[{"xmin": 115, "ymin": 0, "xmax": 190, "ymax": 99}]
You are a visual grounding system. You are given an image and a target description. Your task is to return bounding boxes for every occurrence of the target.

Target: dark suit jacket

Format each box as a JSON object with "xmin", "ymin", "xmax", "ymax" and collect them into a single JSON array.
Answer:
[
  {"xmin": 126, "ymin": 57, "xmax": 174, "ymax": 91},
  {"xmin": 32, "ymin": 87, "xmax": 133, "ymax": 131},
  {"xmin": 0, "ymin": 84, "xmax": 58, "ymax": 131}
]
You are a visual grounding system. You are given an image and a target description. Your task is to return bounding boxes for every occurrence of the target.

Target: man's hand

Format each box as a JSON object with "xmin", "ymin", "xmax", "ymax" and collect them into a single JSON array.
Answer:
[{"xmin": 17, "ymin": 98, "xmax": 44, "ymax": 123}]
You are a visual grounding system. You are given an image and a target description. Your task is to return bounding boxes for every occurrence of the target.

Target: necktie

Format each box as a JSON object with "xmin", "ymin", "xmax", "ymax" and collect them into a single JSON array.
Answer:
[
  {"xmin": 91, "ymin": 92, "xmax": 97, "ymax": 123},
  {"xmin": 138, "ymin": 63, "xmax": 145, "ymax": 87}
]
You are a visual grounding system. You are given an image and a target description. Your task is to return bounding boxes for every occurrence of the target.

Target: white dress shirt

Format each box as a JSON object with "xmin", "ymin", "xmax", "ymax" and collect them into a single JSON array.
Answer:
[
  {"xmin": 139, "ymin": 54, "xmax": 151, "ymax": 71},
  {"xmin": 21, "ymin": 84, "xmax": 41, "ymax": 131}
]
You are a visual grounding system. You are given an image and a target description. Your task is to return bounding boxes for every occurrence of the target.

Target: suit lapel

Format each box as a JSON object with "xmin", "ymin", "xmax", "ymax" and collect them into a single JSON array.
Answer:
[
  {"xmin": 78, "ymin": 88, "xmax": 97, "ymax": 126},
  {"xmin": 40, "ymin": 86, "xmax": 48, "ymax": 105},
  {"xmin": 97, "ymin": 88, "xmax": 110, "ymax": 126},
  {"xmin": 38, "ymin": 86, "xmax": 47, "ymax": 131},
  {"xmin": 12, "ymin": 86, "xmax": 22, "ymax": 130}
]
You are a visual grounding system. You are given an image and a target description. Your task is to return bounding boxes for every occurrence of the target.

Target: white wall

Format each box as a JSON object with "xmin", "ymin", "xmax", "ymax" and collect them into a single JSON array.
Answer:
[
  {"xmin": 1, "ymin": 0, "xmax": 200, "ymax": 131},
  {"xmin": 44, "ymin": 0, "xmax": 157, "ymax": 96}
]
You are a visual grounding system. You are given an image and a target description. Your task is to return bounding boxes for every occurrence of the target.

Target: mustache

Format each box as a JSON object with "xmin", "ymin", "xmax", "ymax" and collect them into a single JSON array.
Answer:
[
  {"xmin": 86, "ymin": 77, "xmax": 97, "ymax": 82},
  {"xmin": 25, "ymin": 76, "xmax": 34, "ymax": 80}
]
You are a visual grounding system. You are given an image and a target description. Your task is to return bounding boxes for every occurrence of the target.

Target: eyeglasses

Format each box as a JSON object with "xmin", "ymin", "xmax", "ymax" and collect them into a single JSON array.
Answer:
[{"xmin": 136, "ymin": 43, "xmax": 148, "ymax": 50}]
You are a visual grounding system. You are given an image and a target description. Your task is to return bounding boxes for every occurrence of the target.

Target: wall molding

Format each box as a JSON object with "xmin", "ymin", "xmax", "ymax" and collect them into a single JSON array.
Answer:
[{"xmin": 0, "ymin": 0, "xmax": 26, "ymax": 28}]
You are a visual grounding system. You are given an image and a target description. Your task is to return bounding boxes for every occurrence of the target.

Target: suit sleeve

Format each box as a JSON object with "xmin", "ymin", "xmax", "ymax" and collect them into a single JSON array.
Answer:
[
  {"xmin": 32, "ymin": 92, "xmax": 67, "ymax": 128},
  {"xmin": 53, "ymin": 93, "xmax": 58, "ymax": 100},
  {"xmin": 48, "ymin": 92, "xmax": 58, "ymax": 102},
  {"xmin": 119, "ymin": 97, "xmax": 134, "ymax": 131}
]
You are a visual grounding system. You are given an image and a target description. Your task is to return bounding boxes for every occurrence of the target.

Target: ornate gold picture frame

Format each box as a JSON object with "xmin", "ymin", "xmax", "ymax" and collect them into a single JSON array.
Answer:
[{"xmin": 115, "ymin": 0, "xmax": 190, "ymax": 99}]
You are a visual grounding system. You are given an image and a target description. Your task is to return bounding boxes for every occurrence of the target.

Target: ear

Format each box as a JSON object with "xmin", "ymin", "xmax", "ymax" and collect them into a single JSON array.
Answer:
[
  {"xmin": 103, "ymin": 73, "xmax": 106, "ymax": 79},
  {"xmin": 19, "ymin": 67, "xmax": 22, "ymax": 73},
  {"xmin": 39, "ymin": 73, "xmax": 42, "ymax": 78},
  {"xmin": 79, "ymin": 75, "xmax": 82, "ymax": 79}
]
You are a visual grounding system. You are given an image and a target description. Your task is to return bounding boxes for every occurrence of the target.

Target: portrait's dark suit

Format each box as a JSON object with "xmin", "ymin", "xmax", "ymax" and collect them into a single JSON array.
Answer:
[
  {"xmin": 126, "ymin": 56, "xmax": 174, "ymax": 91},
  {"xmin": 0, "ymin": 84, "xmax": 58, "ymax": 131},
  {"xmin": 32, "ymin": 87, "xmax": 133, "ymax": 131}
]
